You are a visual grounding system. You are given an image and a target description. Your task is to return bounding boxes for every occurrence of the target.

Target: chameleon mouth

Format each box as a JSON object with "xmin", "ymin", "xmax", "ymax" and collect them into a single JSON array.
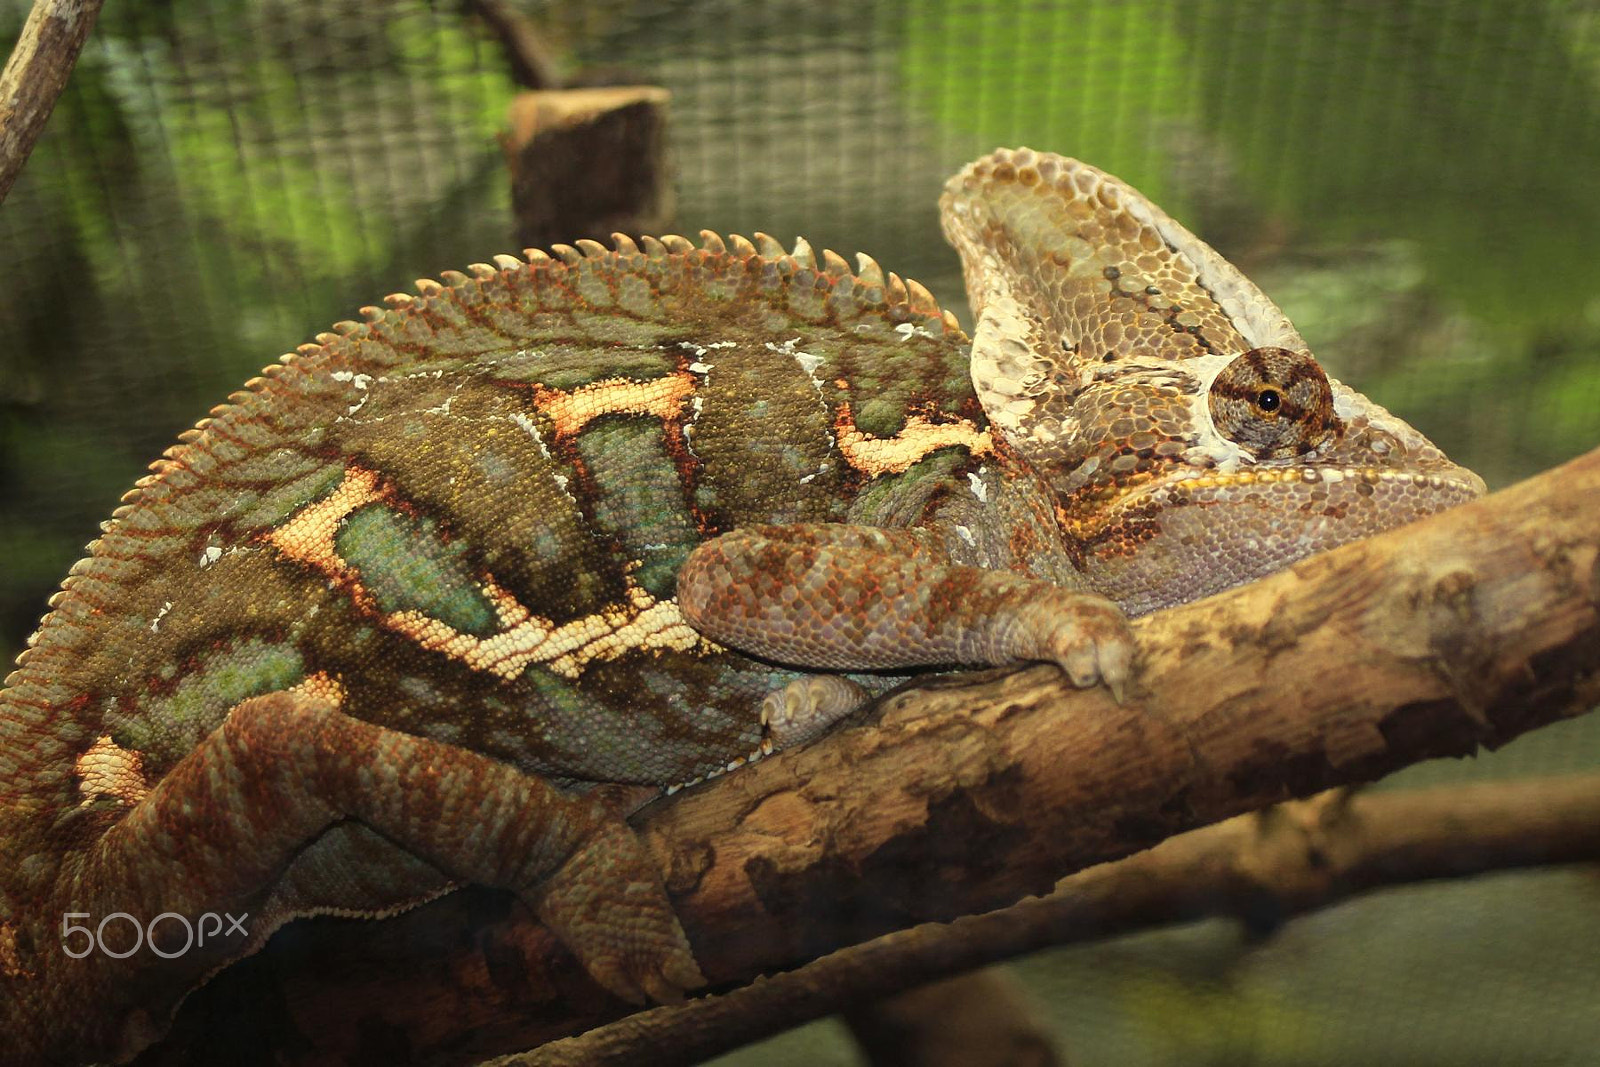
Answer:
[
  {"xmin": 1064, "ymin": 462, "xmax": 1489, "ymax": 535},
  {"xmin": 1073, "ymin": 461, "xmax": 1487, "ymax": 618},
  {"xmin": 1151, "ymin": 464, "xmax": 1487, "ymax": 498}
]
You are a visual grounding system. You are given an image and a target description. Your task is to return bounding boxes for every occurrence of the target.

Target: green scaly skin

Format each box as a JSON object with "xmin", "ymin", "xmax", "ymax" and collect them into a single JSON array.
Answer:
[{"xmin": 0, "ymin": 152, "xmax": 1481, "ymax": 1065}]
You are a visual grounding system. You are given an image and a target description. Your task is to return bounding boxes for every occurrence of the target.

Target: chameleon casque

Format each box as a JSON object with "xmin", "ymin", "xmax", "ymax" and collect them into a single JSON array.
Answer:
[{"xmin": 0, "ymin": 148, "xmax": 1484, "ymax": 1063}]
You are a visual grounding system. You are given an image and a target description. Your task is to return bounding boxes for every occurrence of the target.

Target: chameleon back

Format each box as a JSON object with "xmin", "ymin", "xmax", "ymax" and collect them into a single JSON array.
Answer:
[{"xmin": 0, "ymin": 234, "xmax": 1062, "ymax": 831}]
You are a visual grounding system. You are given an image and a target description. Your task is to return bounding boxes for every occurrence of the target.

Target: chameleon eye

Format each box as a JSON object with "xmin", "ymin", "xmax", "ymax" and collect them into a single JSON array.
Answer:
[{"xmin": 1208, "ymin": 347, "xmax": 1336, "ymax": 459}]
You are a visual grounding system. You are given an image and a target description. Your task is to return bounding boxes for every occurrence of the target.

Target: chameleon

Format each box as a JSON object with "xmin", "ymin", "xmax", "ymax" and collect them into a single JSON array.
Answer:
[{"xmin": 0, "ymin": 148, "xmax": 1484, "ymax": 1064}]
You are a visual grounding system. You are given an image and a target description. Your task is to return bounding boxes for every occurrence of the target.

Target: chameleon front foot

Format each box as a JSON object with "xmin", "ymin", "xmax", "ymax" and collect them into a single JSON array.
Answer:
[{"xmin": 971, "ymin": 589, "xmax": 1135, "ymax": 701}]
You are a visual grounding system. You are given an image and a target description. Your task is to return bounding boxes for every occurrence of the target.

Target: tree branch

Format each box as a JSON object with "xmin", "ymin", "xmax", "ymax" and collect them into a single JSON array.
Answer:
[
  {"xmin": 462, "ymin": 0, "xmax": 561, "ymax": 91},
  {"xmin": 0, "ymin": 0, "xmax": 102, "ymax": 206},
  {"xmin": 512, "ymin": 775, "xmax": 1600, "ymax": 1066},
  {"xmin": 841, "ymin": 968, "xmax": 1062, "ymax": 1067},
  {"xmin": 140, "ymin": 446, "xmax": 1600, "ymax": 1065}
]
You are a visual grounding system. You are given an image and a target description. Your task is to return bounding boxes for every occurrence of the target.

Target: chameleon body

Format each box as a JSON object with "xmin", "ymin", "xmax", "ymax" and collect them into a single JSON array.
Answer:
[{"xmin": 0, "ymin": 149, "xmax": 1483, "ymax": 1064}]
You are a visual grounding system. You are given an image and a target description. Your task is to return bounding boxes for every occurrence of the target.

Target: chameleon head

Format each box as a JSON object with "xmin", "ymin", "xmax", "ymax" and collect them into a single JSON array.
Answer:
[
  {"xmin": 940, "ymin": 147, "xmax": 1485, "ymax": 616},
  {"xmin": 1058, "ymin": 344, "xmax": 1486, "ymax": 616}
]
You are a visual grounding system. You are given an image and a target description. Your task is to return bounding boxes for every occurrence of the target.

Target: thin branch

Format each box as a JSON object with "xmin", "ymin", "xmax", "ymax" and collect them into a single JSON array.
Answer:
[
  {"xmin": 141, "ymin": 446, "xmax": 1600, "ymax": 1065},
  {"xmin": 462, "ymin": 0, "xmax": 561, "ymax": 91},
  {"xmin": 513, "ymin": 775, "xmax": 1600, "ymax": 1065},
  {"xmin": 0, "ymin": 0, "xmax": 103, "ymax": 206},
  {"xmin": 841, "ymin": 968, "xmax": 1063, "ymax": 1067}
]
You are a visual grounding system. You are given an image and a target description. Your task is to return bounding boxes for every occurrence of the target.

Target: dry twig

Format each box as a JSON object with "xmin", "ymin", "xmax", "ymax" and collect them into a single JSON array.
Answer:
[
  {"xmin": 0, "ymin": 0, "xmax": 103, "ymax": 205},
  {"xmin": 462, "ymin": 0, "xmax": 560, "ymax": 91}
]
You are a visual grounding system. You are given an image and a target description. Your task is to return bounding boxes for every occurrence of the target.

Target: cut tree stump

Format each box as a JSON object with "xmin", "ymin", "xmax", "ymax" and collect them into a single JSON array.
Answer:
[{"xmin": 504, "ymin": 86, "xmax": 672, "ymax": 251}]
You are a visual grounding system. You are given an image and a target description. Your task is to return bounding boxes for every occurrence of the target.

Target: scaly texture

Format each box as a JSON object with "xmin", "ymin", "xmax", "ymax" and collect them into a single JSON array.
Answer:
[{"xmin": 0, "ymin": 151, "xmax": 1481, "ymax": 1065}]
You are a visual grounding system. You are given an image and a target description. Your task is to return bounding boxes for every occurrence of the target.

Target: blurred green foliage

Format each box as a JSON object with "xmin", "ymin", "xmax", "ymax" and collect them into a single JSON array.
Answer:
[{"xmin": 906, "ymin": 0, "xmax": 1600, "ymax": 336}]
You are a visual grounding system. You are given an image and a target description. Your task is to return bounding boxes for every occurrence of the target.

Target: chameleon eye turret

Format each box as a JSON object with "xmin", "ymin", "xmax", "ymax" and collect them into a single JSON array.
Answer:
[{"xmin": 1207, "ymin": 347, "xmax": 1338, "ymax": 459}]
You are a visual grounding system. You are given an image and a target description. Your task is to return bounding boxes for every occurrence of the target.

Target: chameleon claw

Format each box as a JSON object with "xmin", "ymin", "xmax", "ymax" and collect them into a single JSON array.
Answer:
[
  {"xmin": 1106, "ymin": 673, "xmax": 1128, "ymax": 706},
  {"xmin": 590, "ymin": 961, "xmax": 648, "ymax": 1005},
  {"xmin": 661, "ymin": 953, "xmax": 708, "ymax": 998},
  {"xmin": 639, "ymin": 974, "xmax": 684, "ymax": 1005},
  {"xmin": 1061, "ymin": 644, "xmax": 1103, "ymax": 689},
  {"xmin": 1099, "ymin": 633, "xmax": 1134, "ymax": 705},
  {"xmin": 760, "ymin": 675, "xmax": 871, "ymax": 750},
  {"xmin": 1000, "ymin": 591, "xmax": 1135, "ymax": 696},
  {"xmin": 527, "ymin": 818, "xmax": 706, "ymax": 1006}
]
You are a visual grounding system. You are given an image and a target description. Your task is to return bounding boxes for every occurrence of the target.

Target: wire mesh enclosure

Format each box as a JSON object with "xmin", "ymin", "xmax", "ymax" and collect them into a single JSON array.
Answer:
[{"xmin": 1, "ymin": 1, "xmax": 1597, "ymax": 1064}]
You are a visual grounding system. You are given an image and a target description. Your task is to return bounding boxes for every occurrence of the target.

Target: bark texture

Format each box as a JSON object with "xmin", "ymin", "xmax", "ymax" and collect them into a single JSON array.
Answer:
[{"xmin": 0, "ymin": 0, "xmax": 103, "ymax": 205}]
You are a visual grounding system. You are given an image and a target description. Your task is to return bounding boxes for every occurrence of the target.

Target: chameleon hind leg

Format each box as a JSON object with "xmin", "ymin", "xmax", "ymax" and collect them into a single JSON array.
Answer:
[
  {"xmin": 679, "ymin": 523, "xmax": 1133, "ymax": 698},
  {"xmin": 79, "ymin": 689, "xmax": 701, "ymax": 1022}
]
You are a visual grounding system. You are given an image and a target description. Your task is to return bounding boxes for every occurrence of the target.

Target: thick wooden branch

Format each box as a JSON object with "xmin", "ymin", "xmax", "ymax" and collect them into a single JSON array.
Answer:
[
  {"xmin": 515, "ymin": 775, "xmax": 1600, "ymax": 1066},
  {"xmin": 140, "ymin": 446, "xmax": 1600, "ymax": 1065},
  {"xmin": 0, "ymin": 0, "xmax": 102, "ymax": 205}
]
